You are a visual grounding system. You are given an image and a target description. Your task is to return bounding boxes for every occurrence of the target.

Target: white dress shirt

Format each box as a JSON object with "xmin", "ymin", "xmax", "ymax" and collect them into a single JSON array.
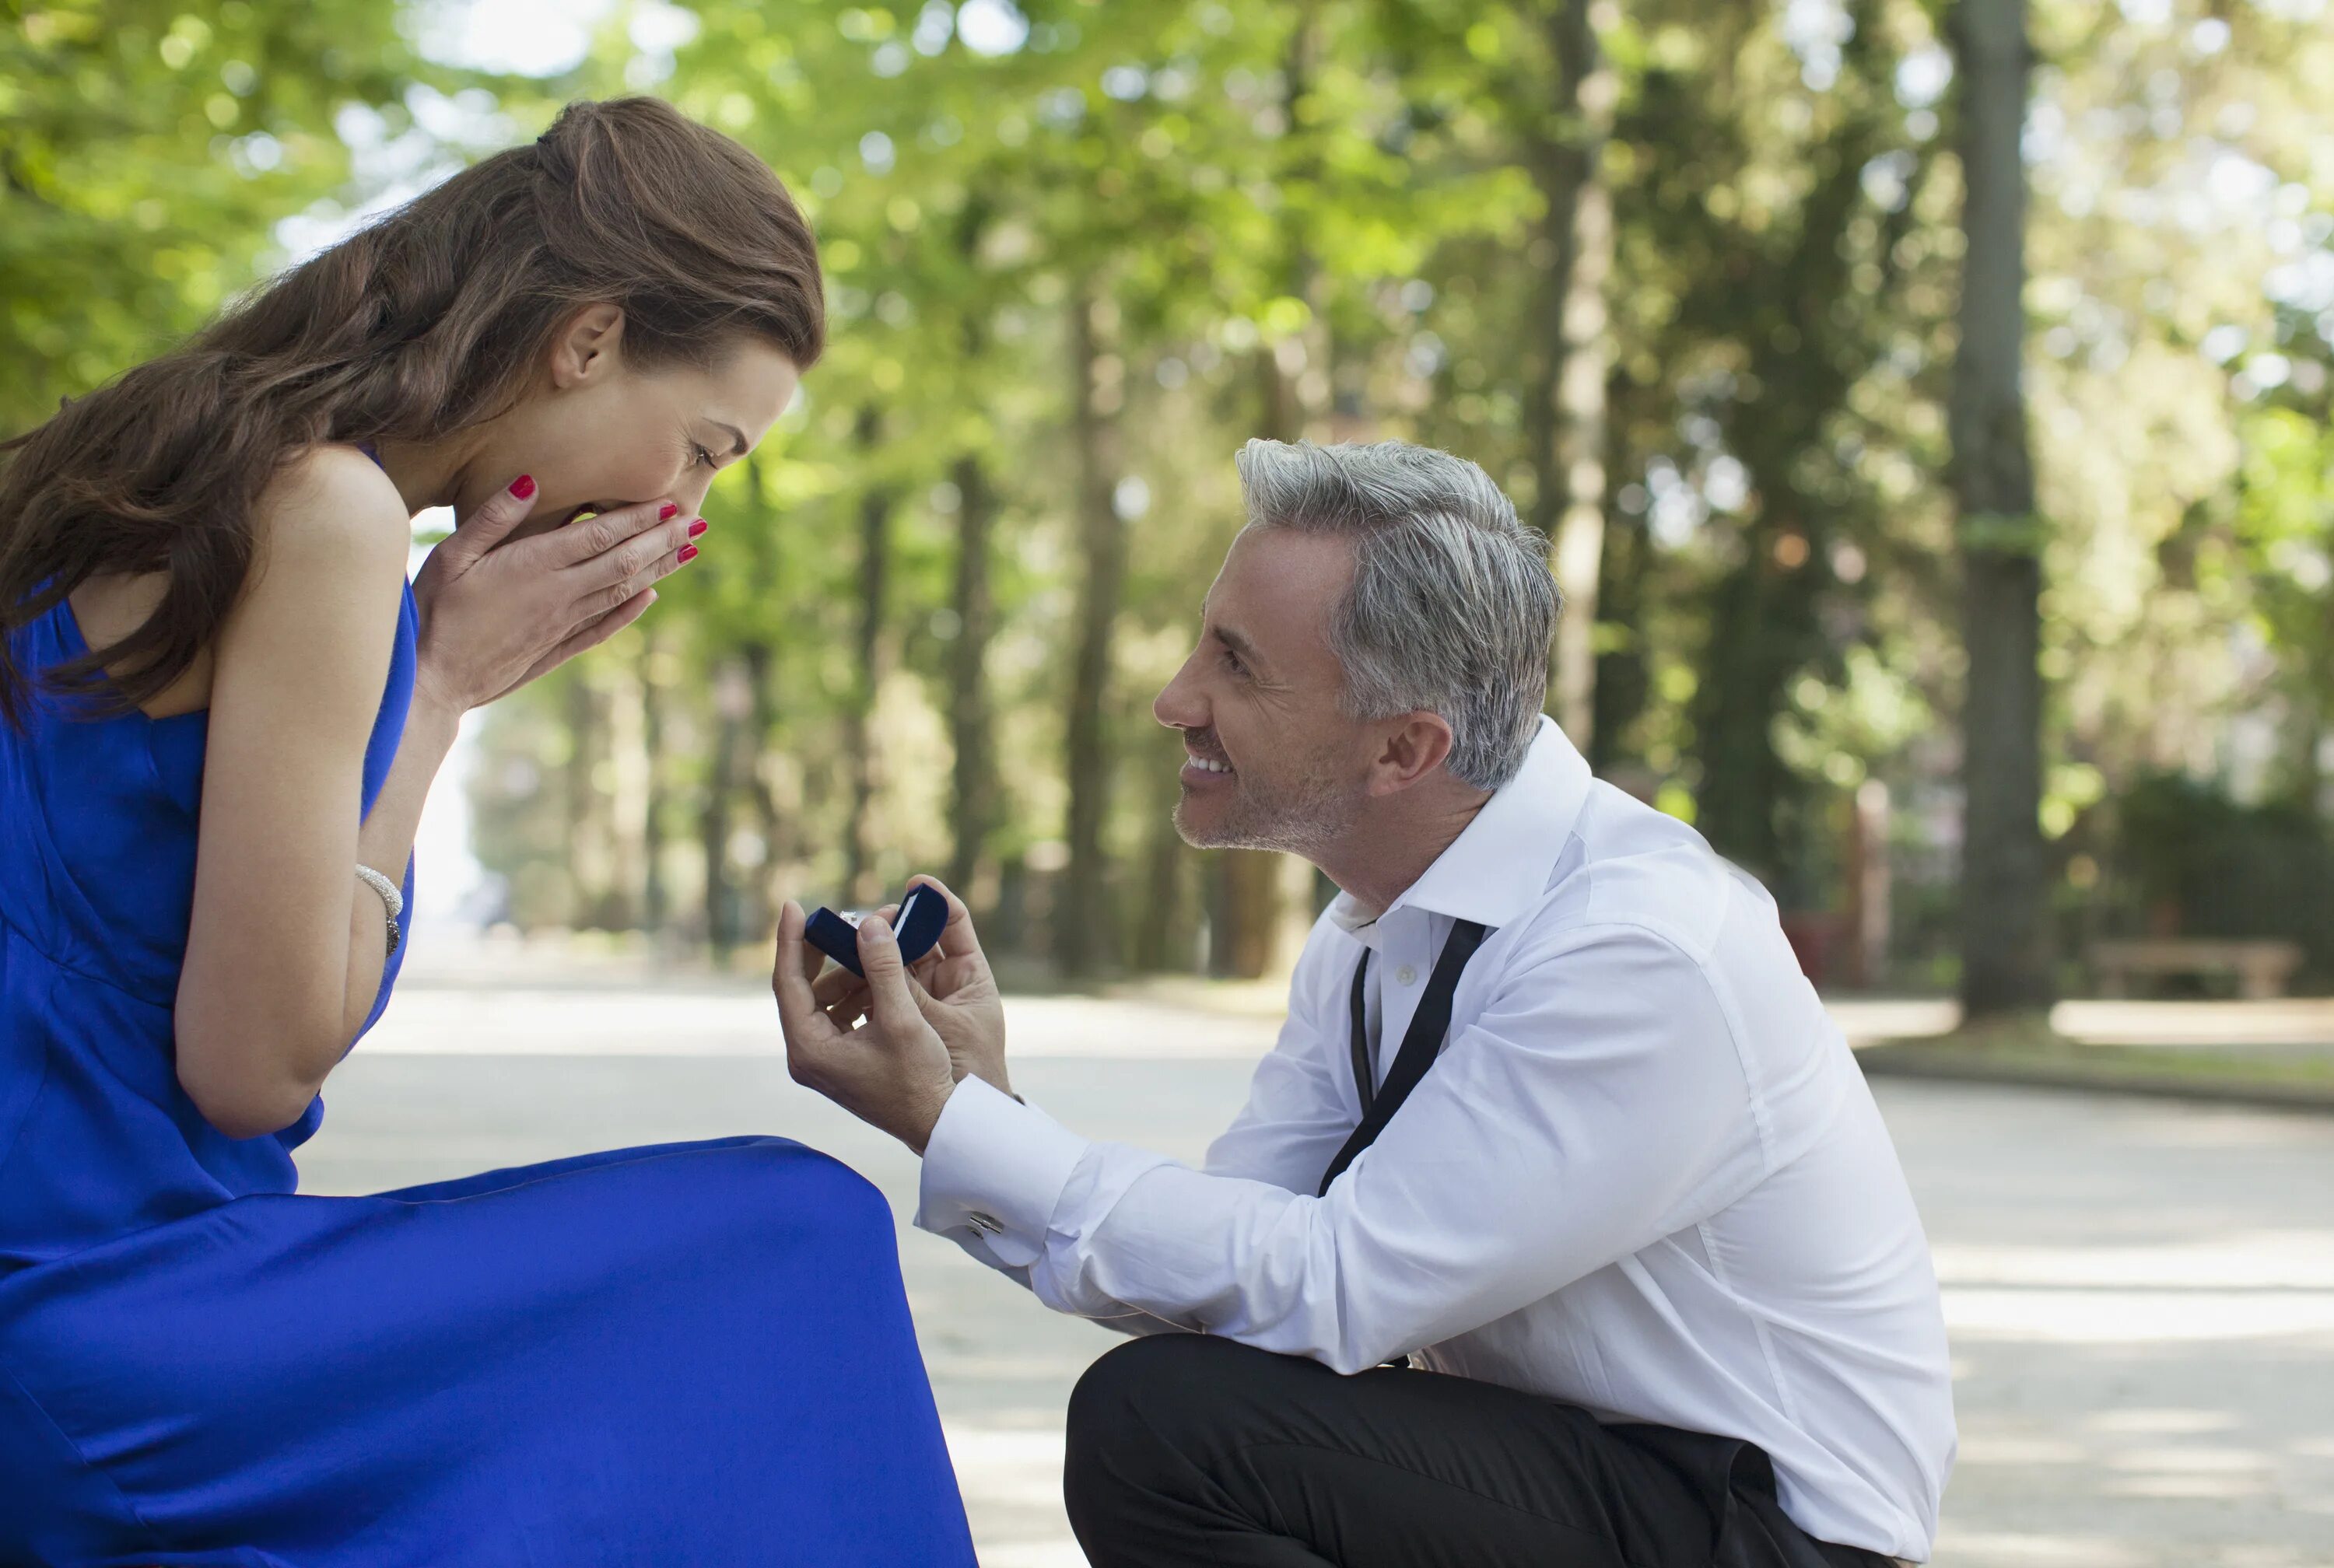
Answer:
[{"xmin": 918, "ymin": 717, "xmax": 1956, "ymax": 1561}]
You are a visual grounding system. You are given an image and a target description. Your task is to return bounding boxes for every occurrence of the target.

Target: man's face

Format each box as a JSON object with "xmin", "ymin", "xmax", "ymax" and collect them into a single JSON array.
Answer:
[{"xmin": 1152, "ymin": 527, "xmax": 1375, "ymax": 854}]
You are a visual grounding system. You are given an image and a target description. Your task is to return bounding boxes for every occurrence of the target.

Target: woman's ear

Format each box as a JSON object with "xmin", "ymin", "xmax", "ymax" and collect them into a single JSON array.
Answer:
[{"xmin": 548, "ymin": 303, "xmax": 626, "ymax": 389}]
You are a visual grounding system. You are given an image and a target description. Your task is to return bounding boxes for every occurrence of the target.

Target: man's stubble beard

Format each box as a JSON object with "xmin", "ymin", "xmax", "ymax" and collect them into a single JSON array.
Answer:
[{"xmin": 1172, "ymin": 743, "xmax": 1363, "ymax": 857}]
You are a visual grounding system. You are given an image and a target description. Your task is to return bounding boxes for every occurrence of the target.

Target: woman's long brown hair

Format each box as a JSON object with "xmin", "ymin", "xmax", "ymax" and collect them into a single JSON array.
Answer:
[{"xmin": 0, "ymin": 96, "xmax": 822, "ymax": 724}]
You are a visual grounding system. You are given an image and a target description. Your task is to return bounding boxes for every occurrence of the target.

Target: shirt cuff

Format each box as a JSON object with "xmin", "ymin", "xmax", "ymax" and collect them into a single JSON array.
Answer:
[{"xmin": 915, "ymin": 1075, "xmax": 1090, "ymax": 1269}]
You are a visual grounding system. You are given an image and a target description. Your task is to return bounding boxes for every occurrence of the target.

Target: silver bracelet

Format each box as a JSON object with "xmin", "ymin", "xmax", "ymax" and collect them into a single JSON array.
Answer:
[{"xmin": 356, "ymin": 863, "xmax": 405, "ymax": 957}]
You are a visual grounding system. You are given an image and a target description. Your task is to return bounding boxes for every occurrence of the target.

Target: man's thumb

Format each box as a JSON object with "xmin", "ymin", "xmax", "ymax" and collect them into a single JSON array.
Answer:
[{"xmin": 855, "ymin": 915, "xmax": 921, "ymax": 1034}]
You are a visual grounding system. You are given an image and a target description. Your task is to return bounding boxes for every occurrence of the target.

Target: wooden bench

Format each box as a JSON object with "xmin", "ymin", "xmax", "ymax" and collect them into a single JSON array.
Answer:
[{"xmin": 2089, "ymin": 938, "xmax": 2304, "ymax": 1000}]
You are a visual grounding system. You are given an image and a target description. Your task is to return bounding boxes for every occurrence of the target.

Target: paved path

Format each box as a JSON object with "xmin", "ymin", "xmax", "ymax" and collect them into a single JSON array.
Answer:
[{"xmin": 303, "ymin": 964, "xmax": 2334, "ymax": 1566}]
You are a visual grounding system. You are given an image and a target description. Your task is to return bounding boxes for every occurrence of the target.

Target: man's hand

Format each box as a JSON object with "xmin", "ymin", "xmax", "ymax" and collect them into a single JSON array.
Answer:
[
  {"xmin": 773, "ymin": 898, "xmax": 959, "ymax": 1153},
  {"xmin": 811, "ymin": 875, "xmax": 1012, "ymax": 1099}
]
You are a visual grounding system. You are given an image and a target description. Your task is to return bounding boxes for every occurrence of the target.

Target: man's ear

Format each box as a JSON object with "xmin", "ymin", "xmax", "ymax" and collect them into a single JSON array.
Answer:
[
  {"xmin": 1368, "ymin": 712, "xmax": 1456, "ymax": 796},
  {"xmin": 548, "ymin": 303, "xmax": 626, "ymax": 389}
]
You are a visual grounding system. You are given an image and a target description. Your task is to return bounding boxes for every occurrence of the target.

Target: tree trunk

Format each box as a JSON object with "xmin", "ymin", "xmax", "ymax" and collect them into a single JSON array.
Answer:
[
  {"xmin": 1199, "ymin": 16, "xmax": 1343, "ymax": 982},
  {"xmin": 702, "ymin": 656, "xmax": 751, "ymax": 957},
  {"xmin": 1692, "ymin": 510, "xmax": 1827, "ymax": 887},
  {"xmin": 741, "ymin": 639, "xmax": 785, "ymax": 938},
  {"xmin": 1134, "ymin": 730, "xmax": 1197, "ymax": 972},
  {"xmin": 1206, "ymin": 849, "xmax": 1282, "ymax": 978},
  {"xmin": 1688, "ymin": 0, "xmax": 1897, "ymax": 897},
  {"xmin": 946, "ymin": 451, "xmax": 999, "ymax": 903},
  {"xmin": 731, "ymin": 452, "xmax": 790, "ymax": 937},
  {"xmin": 1525, "ymin": 0, "xmax": 1617, "ymax": 750},
  {"xmin": 1193, "ymin": 355, "xmax": 1319, "ymax": 981},
  {"xmin": 1950, "ymin": 0, "xmax": 2052, "ymax": 1016},
  {"xmin": 563, "ymin": 673, "xmax": 612, "ymax": 927},
  {"xmin": 2287, "ymin": 701, "xmax": 2324, "ymax": 814},
  {"xmin": 944, "ymin": 197, "xmax": 1002, "ymax": 909},
  {"xmin": 1589, "ymin": 502, "xmax": 1649, "ymax": 773},
  {"xmin": 843, "ymin": 410, "xmax": 891, "ymax": 907},
  {"xmin": 605, "ymin": 645, "xmax": 649, "ymax": 931},
  {"xmin": 1057, "ymin": 287, "xmax": 1127, "ymax": 977},
  {"xmin": 640, "ymin": 633, "xmax": 669, "ymax": 933}
]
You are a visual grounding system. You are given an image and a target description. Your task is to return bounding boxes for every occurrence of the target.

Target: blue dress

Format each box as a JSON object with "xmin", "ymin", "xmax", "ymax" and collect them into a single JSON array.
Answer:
[{"xmin": 0, "ymin": 581, "xmax": 976, "ymax": 1565}]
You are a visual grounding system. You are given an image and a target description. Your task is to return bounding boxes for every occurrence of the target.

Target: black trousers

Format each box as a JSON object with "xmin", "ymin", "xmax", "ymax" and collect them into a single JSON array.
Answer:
[{"xmin": 1063, "ymin": 1335, "xmax": 1898, "ymax": 1568}]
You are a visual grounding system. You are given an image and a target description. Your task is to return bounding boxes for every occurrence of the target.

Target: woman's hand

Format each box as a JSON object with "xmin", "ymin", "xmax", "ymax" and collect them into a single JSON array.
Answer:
[{"xmin": 411, "ymin": 476, "xmax": 700, "ymax": 713}]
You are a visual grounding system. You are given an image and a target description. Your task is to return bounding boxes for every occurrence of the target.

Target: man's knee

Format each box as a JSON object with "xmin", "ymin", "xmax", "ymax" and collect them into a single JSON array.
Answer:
[
  {"xmin": 1066, "ymin": 1335, "xmax": 1320, "ymax": 1503},
  {"xmin": 1068, "ymin": 1335, "xmax": 1189, "ymax": 1456},
  {"xmin": 1074, "ymin": 1332, "xmax": 1281, "ymax": 1422},
  {"xmin": 1066, "ymin": 1335, "xmax": 1229, "ymax": 1542},
  {"xmin": 1065, "ymin": 1338, "xmax": 1226, "ymax": 1498}
]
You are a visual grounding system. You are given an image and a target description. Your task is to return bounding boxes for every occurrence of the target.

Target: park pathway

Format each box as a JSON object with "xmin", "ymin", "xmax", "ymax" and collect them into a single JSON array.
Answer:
[{"xmin": 303, "ymin": 943, "xmax": 2334, "ymax": 1566}]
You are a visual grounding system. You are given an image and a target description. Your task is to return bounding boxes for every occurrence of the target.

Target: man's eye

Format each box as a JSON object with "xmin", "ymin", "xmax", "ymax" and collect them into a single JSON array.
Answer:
[{"xmin": 1221, "ymin": 647, "xmax": 1248, "ymax": 677}]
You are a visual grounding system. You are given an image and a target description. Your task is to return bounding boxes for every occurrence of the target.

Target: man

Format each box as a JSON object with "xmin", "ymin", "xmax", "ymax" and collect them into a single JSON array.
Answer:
[{"xmin": 773, "ymin": 439, "xmax": 1954, "ymax": 1567}]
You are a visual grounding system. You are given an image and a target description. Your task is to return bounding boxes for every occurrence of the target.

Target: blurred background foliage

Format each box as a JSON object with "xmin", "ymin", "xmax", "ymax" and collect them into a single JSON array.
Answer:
[{"xmin": 6, "ymin": 0, "xmax": 2331, "ymax": 996}]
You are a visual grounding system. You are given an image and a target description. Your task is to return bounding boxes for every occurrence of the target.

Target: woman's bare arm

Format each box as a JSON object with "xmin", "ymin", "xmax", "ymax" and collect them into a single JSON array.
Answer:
[
  {"xmin": 171, "ymin": 450, "xmax": 701, "ymax": 1137},
  {"xmin": 174, "ymin": 448, "xmax": 417, "ymax": 1136}
]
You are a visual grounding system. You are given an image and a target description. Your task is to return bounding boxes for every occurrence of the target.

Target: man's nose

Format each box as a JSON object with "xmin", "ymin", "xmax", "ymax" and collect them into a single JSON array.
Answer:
[{"xmin": 1154, "ymin": 653, "xmax": 1204, "ymax": 731}]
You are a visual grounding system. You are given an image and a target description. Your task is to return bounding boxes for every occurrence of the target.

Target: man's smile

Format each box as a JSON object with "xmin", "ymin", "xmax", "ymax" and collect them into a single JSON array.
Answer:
[{"xmin": 1182, "ymin": 733, "xmax": 1235, "ymax": 786}]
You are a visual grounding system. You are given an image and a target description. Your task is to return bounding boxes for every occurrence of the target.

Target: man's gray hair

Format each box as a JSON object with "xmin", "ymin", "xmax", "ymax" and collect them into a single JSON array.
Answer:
[{"xmin": 1235, "ymin": 439, "xmax": 1558, "ymax": 792}]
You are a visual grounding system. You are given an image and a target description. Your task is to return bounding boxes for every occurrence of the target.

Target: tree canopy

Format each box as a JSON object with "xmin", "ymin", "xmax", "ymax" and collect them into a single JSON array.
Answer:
[{"xmin": 7, "ymin": 0, "xmax": 2329, "ymax": 990}]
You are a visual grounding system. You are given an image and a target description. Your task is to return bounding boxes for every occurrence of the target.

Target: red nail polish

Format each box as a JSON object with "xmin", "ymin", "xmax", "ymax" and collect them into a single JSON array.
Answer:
[
  {"xmin": 678, "ymin": 544, "xmax": 699, "ymax": 565},
  {"xmin": 509, "ymin": 474, "xmax": 536, "ymax": 499},
  {"xmin": 687, "ymin": 519, "xmax": 708, "ymax": 539},
  {"xmin": 658, "ymin": 502, "xmax": 678, "ymax": 520}
]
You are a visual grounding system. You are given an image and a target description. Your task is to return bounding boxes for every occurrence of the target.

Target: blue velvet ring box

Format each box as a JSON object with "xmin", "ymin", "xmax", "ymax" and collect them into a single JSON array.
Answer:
[{"xmin": 805, "ymin": 886, "xmax": 947, "ymax": 978}]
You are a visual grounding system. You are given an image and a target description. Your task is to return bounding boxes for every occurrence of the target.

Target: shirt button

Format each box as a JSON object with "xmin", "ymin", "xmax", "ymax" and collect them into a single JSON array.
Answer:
[{"xmin": 1395, "ymin": 964, "xmax": 1418, "ymax": 985}]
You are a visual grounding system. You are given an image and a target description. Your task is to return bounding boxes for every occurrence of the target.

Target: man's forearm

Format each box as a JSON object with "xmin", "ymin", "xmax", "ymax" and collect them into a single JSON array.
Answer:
[{"xmin": 943, "ymin": 1226, "xmax": 1193, "ymax": 1338}]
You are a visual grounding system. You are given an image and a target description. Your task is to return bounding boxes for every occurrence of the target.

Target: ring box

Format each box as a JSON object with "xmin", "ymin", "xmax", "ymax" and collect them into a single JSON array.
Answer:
[{"xmin": 805, "ymin": 886, "xmax": 946, "ymax": 978}]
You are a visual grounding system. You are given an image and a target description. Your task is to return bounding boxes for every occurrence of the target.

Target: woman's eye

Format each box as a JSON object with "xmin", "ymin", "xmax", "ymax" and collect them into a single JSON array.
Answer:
[{"xmin": 693, "ymin": 444, "xmax": 717, "ymax": 470}]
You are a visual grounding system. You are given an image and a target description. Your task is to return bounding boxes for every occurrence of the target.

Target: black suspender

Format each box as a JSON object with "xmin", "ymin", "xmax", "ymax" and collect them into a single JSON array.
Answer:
[{"xmin": 1317, "ymin": 918, "xmax": 1490, "ymax": 1197}]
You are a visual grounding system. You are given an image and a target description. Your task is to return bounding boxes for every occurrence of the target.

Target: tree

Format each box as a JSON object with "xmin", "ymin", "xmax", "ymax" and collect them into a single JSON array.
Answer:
[
  {"xmin": 1950, "ymin": 0, "xmax": 2052, "ymax": 1015},
  {"xmin": 1, "ymin": 1, "xmax": 425, "ymax": 431},
  {"xmin": 1523, "ymin": 0, "xmax": 1617, "ymax": 749},
  {"xmin": 1687, "ymin": 0, "xmax": 1925, "ymax": 894},
  {"xmin": 1057, "ymin": 285, "xmax": 1129, "ymax": 977},
  {"xmin": 322, "ymin": 0, "xmax": 2329, "ymax": 996},
  {"xmin": 843, "ymin": 409, "xmax": 895, "ymax": 905}
]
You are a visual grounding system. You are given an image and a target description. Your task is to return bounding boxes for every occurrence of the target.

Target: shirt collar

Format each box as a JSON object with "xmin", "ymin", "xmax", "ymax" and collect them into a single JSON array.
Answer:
[{"xmin": 1326, "ymin": 716, "xmax": 1593, "ymax": 942}]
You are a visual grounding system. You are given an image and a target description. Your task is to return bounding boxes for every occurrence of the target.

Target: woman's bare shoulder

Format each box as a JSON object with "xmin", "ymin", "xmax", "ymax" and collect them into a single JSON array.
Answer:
[
  {"xmin": 251, "ymin": 444, "xmax": 412, "ymax": 578},
  {"xmin": 66, "ymin": 447, "xmax": 411, "ymax": 717},
  {"xmin": 216, "ymin": 443, "xmax": 413, "ymax": 684}
]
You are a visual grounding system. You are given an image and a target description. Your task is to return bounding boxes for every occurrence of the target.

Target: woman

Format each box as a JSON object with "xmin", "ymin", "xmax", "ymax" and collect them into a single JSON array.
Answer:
[{"xmin": 0, "ymin": 98, "xmax": 976, "ymax": 1564}]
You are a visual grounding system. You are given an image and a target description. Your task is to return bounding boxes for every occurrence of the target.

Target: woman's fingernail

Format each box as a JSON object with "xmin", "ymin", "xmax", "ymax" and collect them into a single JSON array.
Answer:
[
  {"xmin": 509, "ymin": 474, "xmax": 536, "ymax": 499},
  {"xmin": 687, "ymin": 518, "xmax": 708, "ymax": 539},
  {"xmin": 678, "ymin": 544, "xmax": 699, "ymax": 564},
  {"xmin": 658, "ymin": 502, "xmax": 678, "ymax": 520},
  {"xmin": 647, "ymin": 589, "xmax": 660, "ymax": 605}
]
